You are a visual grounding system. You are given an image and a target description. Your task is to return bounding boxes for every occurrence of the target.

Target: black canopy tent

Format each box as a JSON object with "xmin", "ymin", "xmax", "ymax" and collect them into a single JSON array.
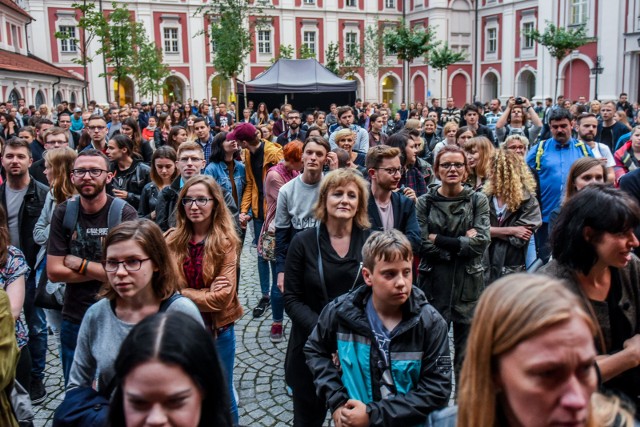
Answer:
[{"xmin": 237, "ymin": 59, "xmax": 357, "ymax": 112}]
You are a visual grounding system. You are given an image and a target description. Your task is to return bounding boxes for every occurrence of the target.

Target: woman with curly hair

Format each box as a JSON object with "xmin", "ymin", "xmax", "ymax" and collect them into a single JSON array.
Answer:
[
  {"xmin": 483, "ymin": 149, "xmax": 541, "ymax": 283},
  {"xmin": 165, "ymin": 175, "xmax": 242, "ymax": 425},
  {"xmin": 464, "ymin": 136, "xmax": 494, "ymax": 191}
]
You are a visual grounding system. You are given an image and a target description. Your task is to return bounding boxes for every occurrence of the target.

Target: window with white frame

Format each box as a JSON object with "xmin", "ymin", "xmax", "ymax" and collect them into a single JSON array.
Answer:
[
  {"xmin": 303, "ymin": 31, "xmax": 316, "ymax": 55},
  {"xmin": 522, "ymin": 22, "xmax": 535, "ymax": 49},
  {"xmin": 569, "ymin": 0, "xmax": 588, "ymax": 25},
  {"xmin": 385, "ymin": 0, "xmax": 395, "ymax": 7},
  {"xmin": 163, "ymin": 28, "xmax": 179, "ymax": 53},
  {"xmin": 346, "ymin": 0, "xmax": 356, "ymax": 7},
  {"xmin": 345, "ymin": 31, "xmax": 357, "ymax": 55},
  {"xmin": 486, "ymin": 27, "xmax": 497, "ymax": 54},
  {"xmin": 59, "ymin": 26, "xmax": 77, "ymax": 53},
  {"xmin": 303, "ymin": 0, "xmax": 315, "ymax": 4},
  {"xmin": 257, "ymin": 30, "xmax": 272, "ymax": 54}
]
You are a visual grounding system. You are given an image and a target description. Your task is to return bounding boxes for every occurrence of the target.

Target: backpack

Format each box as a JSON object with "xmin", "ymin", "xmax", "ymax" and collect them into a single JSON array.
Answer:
[
  {"xmin": 534, "ymin": 139, "xmax": 591, "ymax": 171},
  {"xmin": 62, "ymin": 196, "xmax": 127, "ymax": 239}
]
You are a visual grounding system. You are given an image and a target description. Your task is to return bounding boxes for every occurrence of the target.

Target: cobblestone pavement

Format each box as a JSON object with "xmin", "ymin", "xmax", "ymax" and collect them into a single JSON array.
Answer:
[{"xmin": 33, "ymin": 226, "xmax": 305, "ymax": 427}]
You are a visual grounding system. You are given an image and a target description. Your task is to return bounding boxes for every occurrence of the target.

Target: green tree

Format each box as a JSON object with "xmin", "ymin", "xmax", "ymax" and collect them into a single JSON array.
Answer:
[
  {"xmin": 383, "ymin": 21, "xmax": 439, "ymax": 102},
  {"xmin": 271, "ymin": 44, "xmax": 295, "ymax": 63},
  {"xmin": 325, "ymin": 41, "xmax": 339, "ymax": 74},
  {"xmin": 298, "ymin": 44, "xmax": 316, "ymax": 59},
  {"xmin": 363, "ymin": 22, "xmax": 387, "ymax": 78},
  {"xmin": 54, "ymin": 0, "xmax": 104, "ymax": 106},
  {"xmin": 325, "ymin": 41, "xmax": 361, "ymax": 77},
  {"xmin": 197, "ymin": 0, "xmax": 270, "ymax": 104},
  {"xmin": 524, "ymin": 22, "xmax": 594, "ymax": 98},
  {"xmin": 133, "ymin": 32, "xmax": 170, "ymax": 103},
  {"xmin": 428, "ymin": 42, "xmax": 466, "ymax": 104}
]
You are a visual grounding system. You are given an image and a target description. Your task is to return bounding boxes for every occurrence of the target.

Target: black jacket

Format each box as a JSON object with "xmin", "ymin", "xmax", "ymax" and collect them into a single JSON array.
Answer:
[
  {"xmin": 304, "ymin": 285, "xmax": 452, "ymax": 426},
  {"xmin": 367, "ymin": 190, "xmax": 421, "ymax": 253},
  {"xmin": 29, "ymin": 159, "xmax": 47, "ymax": 186},
  {"xmin": 0, "ymin": 177, "xmax": 49, "ymax": 269},
  {"xmin": 109, "ymin": 160, "xmax": 151, "ymax": 210},
  {"xmin": 155, "ymin": 176, "xmax": 239, "ymax": 232}
]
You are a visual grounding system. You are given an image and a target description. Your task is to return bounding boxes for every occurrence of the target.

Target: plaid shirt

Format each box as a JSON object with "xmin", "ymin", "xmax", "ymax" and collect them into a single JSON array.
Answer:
[
  {"xmin": 401, "ymin": 166, "xmax": 427, "ymax": 197},
  {"xmin": 197, "ymin": 134, "xmax": 214, "ymax": 164}
]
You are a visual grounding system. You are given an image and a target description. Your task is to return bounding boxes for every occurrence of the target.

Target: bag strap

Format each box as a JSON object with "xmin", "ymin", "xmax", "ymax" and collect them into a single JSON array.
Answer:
[
  {"xmin": 62, "ymin": 196, "xmax": 80, "ymax": 239},
  {"xmin": 159, "ymin": 293, "xmax": 183, "ymax": 312},
  {"xmin": 316, "ymin": 226, "xmax": 329, "ymax": 303},
  {"xmin": 107, "ymin": 197, "xmax": 127, "ymax": 229}
]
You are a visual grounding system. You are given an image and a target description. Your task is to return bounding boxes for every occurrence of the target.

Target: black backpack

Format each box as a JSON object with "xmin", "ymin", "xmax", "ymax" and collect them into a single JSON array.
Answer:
[{"xmin": 62, "ymin": 196, "xmax": 127, "ymax": 239}]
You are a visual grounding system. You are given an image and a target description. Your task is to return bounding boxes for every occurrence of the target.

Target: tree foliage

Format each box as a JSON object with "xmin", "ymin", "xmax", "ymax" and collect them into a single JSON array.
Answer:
[
  {"xmin": 524, "ymin": 21, "xmax": 595, "ymax": 98},
  {"xmin": 325, "ymin": 41, "xmax": 361, "ymax": 77},
  {"xmin": 363, "ymin": 23, "xmax": 387, "ymax": 77},
  {"xmin": 271, "ymin": 44, "xmax": 295, "ymax": 63},
  {"xmin": 134, "ymin": 32, "xmax": 170, "ymax": 103},
  {"xmin": 325, "ymin": 41, "xmax": 340, "ymax": 74},
  {"xmin": 428, "ymin": 42, "xmax": 466, "ymax": 102},
  {"xmin": 298, "ymin": 44, "xmax": 316, "ymax": 59},
  {"xmin": 383, "ymin": 20, "xmax": 438, "ymax": 63}
]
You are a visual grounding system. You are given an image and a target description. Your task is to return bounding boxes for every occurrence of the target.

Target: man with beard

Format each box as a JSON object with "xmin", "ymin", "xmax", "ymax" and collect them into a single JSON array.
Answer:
[
  {"xmin": 365, "ymin": 145, "xmax": 420, "ymax": 253},
  {"xmin": 328, "ymin": 106, "xmax": 369, "ymax": 154},
  {"xmin": 276, "ymin": 110, "xmax": 306, "ymax": 146},
  {"xmin": 440, "ymin": 97, "xmax": 461, "ymax": 125},
  {"xmin": 578, "ymin": 113, "xmax": 615, "ymax": 182},
  {"xmin": 47, "ymin": 150, "xmax": 138, "ymax": 383},
  {"xmin": 526, "ymin": 108, "xmax": 593, "ymax": 262},
  {"xmin": 30, "ymin": 118, "xmax": 54, "ymax": 162},
  {"xmin": 0, "ymin": 138, "xmax": 48, "ymax": 403}
]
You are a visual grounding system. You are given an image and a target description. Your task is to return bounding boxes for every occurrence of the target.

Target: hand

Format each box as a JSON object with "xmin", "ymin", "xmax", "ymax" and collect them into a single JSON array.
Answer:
[
  {"xmin": 112, "ymin": 189, "xmax": 128, "ymax": 199},
  {"xmin": 211, "ymin": 275, "xmax": 230, "ymax": 292},
  {"xmin": 521, "ymin": 96, "xmax": 531, "ymax": 109},
  {"xmin": 332, "ymin": 405, "xmax": 345, "ymax": 427},
  {"xmin": 466, "ymin": 228, "xmax": 478, "ymax": 238},
  {"xmin": 512, "ymin": 226, "xmax": 533, "ymax": 240},
  {"xmin": 63, "ymin": 255, "xmax": 83, "ymax": 271},
  {"xmin": 428, "ymin": 233, "xmax": 437, "ymax": 242},
  {"xmin": 507, "ymin": 97, "xmax": 516, "ymax": 109},
  {"xmin": 239, "ymin": 213, "xmax": 252, "ymax": 225},
  {"xmin": 326, "ymin": 152, "xmax": 339, "ymax": 171},
  {"xmin": 401, "ymin": 186, "xmax": 417, "ymax": 202},
  {"xmin": 623, "ymin": 334, "xmax": 640, "ymax": 365},
  {"xmin": 277, "ymin": 272, "xmax": 285, "ymax": 293},
  {"xmin": 340, "ymin": 400, "xmax": 369, "ymax": 427}
]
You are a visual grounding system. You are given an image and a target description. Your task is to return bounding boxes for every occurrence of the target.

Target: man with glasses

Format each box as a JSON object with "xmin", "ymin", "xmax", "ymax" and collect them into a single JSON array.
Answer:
[
  {"xmin": 30, "ymin": 127, "xmax": 70, "ymax": 185},
  {"xmin": 56, "ymin": 112, "xmax": 80, "ymax": 149},
  {"xmin": 276, "ymin": 110, "xmax": 306, "ymax": 146},
  {"xmin": 84, "ymin": 114, "xmax": 109, "ymax": 153},
  {"xmin": 0, "ymin": 138, "xmax": 49, "ymax": 403},
  {"xmin": 47, "ymin": 149, "xmax": 138, "ymax": 384},
  {"xmin": 365, "ymin": 145, "xmax": 420, "ymax": 252},
  {"xmin": 155, "ymin": 142, "xmax": 238, "ymax": 232}
]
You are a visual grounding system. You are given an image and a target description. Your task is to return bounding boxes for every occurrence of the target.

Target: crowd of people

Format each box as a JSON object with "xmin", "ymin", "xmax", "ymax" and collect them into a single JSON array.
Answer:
[{"xmin": 0, "ymin": 91, "xmax": 639, "ymax": 426}]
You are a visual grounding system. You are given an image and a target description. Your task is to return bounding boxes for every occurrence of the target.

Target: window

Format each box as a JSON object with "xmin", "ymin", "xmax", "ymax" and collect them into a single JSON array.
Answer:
[
  {"xmin": 522, "ymin": 22, "xmax": 534, "ymax": 49},
  {"xmin": 345, "ymin": 32, "xmax": 357, "ymax": 55},
  {"xmin": 59, "ymin": 26, "xmax": 77, "ymax": 53},
  {"xmin": 303, "ymin": 31, "xmax": 316, "ymax": 54},
  {"xmin": 385, "ymin": 0, "xmax": 395, "ymax": 7},
  {"xmin": 570, "ymin": 0, "xmax": 588, "ymax": 25},
  {"xmin": 303, "ymin": 0, "xmax": 315, "ymax": 3},
  {"xmin": 257, "ymin": 30, "xmax": 271, "ymax": 54},
  {"xmin": 163, "ymin": 28, "xmax": 179, "ymax": 53},
  {"xmin": 486, "ymin": 27, "xmax": 497, "ymax": 54},
  {"xmin": 346, "ymin": 0, "xmax": 356, "ymax": 6}
]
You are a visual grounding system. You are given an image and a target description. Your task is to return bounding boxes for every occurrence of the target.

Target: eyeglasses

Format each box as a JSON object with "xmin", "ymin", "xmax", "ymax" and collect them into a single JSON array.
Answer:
[
  {"xmin": 103, "ymin": 258, "xmax": 150, "ymax": 272},
  {"xmin": 376, "ymin": 167, "xmax": 402, "ymax": 175},
  {"xmin": 439, "ymin": 162, "xmax": 465, "ymax": 170},
  {"xmin": 72, "ymin": 168, "xmax": 108, "ymax": 178},
  {"xmin": 182, "ymin": 197, "xmax": 214, "ymax": 207},
  {"xmin": 178, "ymin": 156, "xmax": 204, "ymax": 163},
  {"xmin": 88, "ymin": 126, "xmax": 106, "ymax": 131}
]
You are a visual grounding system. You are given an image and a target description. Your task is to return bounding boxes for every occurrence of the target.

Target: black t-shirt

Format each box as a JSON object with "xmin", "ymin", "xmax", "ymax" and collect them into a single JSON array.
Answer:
[
  {"xmin": 48, "ymin": 196, "xmax": 138, "ymax": 323},
  {"xmin": 600, "ymin": 126, "xmax": 614, "ymax": 150},
  {"xmin": 250, "ymin": 144, "xmax": 265, "ymax": 220}
]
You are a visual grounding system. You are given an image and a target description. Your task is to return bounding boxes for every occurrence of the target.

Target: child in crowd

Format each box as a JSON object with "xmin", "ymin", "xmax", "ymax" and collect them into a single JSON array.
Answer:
[{"xmin": 304, "ymin": 229, "xmax": 452, "ymax": 427}]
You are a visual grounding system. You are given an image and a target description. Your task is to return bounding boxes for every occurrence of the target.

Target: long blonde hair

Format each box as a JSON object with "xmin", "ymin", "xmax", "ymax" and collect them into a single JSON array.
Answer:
[
  {"xmin": 464, "ymin": 136, "xmax": 494, "ymax": 180},
  {"xmin": 166, "ymin": 175, "xmax": 240, "ymax": 287},
  {"xmin": 44, "ymin": 147, "xmax": 77, "ymax": 204},
  {"xmin": 483, "ymin": 149, "xmax": 536, "ymax": 212},
  {"xmin": 457, "ymin": 274, "xmax": 598, "ymax": 427}
]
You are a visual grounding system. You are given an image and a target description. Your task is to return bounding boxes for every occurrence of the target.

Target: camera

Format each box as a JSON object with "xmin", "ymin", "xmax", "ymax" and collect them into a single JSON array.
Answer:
[{"xmin": 515, "ymin": 97, "xmax": 524, "ymax": 105}]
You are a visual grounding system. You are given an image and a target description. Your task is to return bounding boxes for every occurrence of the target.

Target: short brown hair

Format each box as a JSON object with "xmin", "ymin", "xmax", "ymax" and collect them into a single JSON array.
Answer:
[
  {"xmin": 177, "ymin": 141, "xmax": 204, "ymax": 158},
  {"xmin": 362, "ymin": 229, "xmax": 413, "ymax": 271},
  {"xmin": 313, "ymin": 169, "xmax": 370, "ymax": 229},
  {"xmin": 2, "ymin": 138, "xmax": 31, "ymax": 157},
  {"xmin": 42, "ymin": 126, "xmax": 68, "ymax": 144},
  {"xmin": 365, "ymin": 145, "xmax": 400, "ymax": 170}
]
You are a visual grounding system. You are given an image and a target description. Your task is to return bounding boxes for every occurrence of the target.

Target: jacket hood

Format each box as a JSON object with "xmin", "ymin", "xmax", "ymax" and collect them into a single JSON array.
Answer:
[{"xmin": 425, "ymin": 183, "xmax": 476, "ymax": 202}]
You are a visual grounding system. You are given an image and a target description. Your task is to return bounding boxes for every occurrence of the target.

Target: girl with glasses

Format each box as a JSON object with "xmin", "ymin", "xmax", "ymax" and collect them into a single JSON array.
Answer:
[
  {"xmin": 416, "ymin": 144, "xmax": 490, "ymax": 381},
  {"xmin": 66, "ymin": 219, "xmax": 202, "ymax": 395},
  {"xmin": 165, "ymin": 175, "xmax": 243, "ymax": 425}
]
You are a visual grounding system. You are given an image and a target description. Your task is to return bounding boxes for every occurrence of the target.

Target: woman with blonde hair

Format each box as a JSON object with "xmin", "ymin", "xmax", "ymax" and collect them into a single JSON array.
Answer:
[
  {"xmin": 186, "ymin": 114, "xmax": 198, "ymax": 143},
  {"xmin": 284, "ymin": 168, "xmax": 371, "ymax": 425},
  {"xmin": 333, "ymin": 128, "xmax": 365, "ymax": 167},
  {"xmin": 428, "ymin": 273, "xmax": 632, "ymax": 427},
  {"xmin": 464, "ymin": 136, "xmax": 495, "ymax": 190},
  {"xmin": 165, "ymin": 175, "xmax": 243, "ymax": 425},
  {"xmin": 38, "ymin": 104, "xmax": 52, "ymax": 120},
  {"xmin": 483, "ymin": 149, "xmax": 541, "ymax": 283}
]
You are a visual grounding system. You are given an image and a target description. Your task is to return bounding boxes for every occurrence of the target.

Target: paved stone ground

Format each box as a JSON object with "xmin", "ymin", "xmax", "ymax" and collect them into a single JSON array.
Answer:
[{"xmin": 32, "ymin": 226, "xmax": 453, "ymax": 426}]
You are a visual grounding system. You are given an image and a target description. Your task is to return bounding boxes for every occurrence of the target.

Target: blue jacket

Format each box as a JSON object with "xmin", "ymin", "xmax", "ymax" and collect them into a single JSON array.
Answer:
[
  {"xmin": 203, "ymin": 160, "xmax": 246, "ymax": 206},
  {"xmin": 304, "ymin": 285, "xmax": 452, "ymax": 427},
  {"xmin": 368, "ymin": 190, "xmax": 421, "ymax": 254},
  {"xmin": 526, "ymin": 138, "xmax": 593, "ymax": 222}
]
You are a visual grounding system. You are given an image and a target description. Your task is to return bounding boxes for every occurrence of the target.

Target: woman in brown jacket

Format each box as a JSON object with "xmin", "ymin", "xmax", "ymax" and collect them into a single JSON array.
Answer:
[{"xmin": 166, "ymin": 175, "xmax": 243, "ymax": 425}]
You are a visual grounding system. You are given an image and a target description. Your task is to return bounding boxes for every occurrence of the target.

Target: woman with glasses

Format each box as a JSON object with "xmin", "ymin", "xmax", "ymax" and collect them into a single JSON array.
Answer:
[
  {"xmin": 106, "ymin": 134, "xmax": 151, "ymax": 211},
  {"xmin": 66, "ymin": 219, "xmax": 202, "ymax": 394},
  {"xmin": 284, "ymin": 169, "xmax": 371, "ymax": 426},
  {"xmin": 165, "ymin": 175, "xmax": 243, "ymax": 425},
  {"xmin": 416, "ymin": 144, "xmax": 490, "ymax": 380},
  {"xmin": 120, "ymin": 118, "xmax": 153, "ymax": 163}
]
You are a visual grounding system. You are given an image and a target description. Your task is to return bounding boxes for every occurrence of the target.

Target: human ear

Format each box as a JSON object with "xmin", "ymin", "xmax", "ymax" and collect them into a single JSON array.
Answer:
[{"xmin": 362, "ymin": 267, "xmax": 373, "ymax": 287}]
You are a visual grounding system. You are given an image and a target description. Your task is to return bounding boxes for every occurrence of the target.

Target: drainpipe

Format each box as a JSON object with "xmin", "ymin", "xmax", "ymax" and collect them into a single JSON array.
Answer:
[
  {"xmin": 52, "ymin": 76, "xmax": 62, "ymax": 107},
  {"xmin": 472, "ymin": 0, "xmax": 478, "ymax": 102}
]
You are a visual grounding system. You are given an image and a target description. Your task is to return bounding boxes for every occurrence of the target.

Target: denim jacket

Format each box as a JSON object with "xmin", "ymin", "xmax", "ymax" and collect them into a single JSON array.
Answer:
[{"xmin": 204, "ymin": 160, "xmax": 246, "ymax": 206}]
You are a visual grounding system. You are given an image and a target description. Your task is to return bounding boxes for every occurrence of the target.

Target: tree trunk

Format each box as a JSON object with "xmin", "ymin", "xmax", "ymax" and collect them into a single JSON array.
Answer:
[
  {"xmin": 440, "ymin": 69, "xmax": 444, "ymax": 106},
  {"xmin": 554, "ymin": 61, "xmax": 560, "ymax": 101}
]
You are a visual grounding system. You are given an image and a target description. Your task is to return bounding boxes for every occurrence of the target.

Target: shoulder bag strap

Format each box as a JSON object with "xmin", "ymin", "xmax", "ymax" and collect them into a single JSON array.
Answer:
[{"xmin": 316, "ymin": 226, "xmax": 329, "ymax": 302}]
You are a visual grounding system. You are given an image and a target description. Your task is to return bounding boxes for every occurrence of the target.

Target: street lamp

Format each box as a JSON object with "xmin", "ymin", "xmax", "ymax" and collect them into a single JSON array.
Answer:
[{"xmin": 590, "ymin": 55, "xmax": 604, "ymax": 100}]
